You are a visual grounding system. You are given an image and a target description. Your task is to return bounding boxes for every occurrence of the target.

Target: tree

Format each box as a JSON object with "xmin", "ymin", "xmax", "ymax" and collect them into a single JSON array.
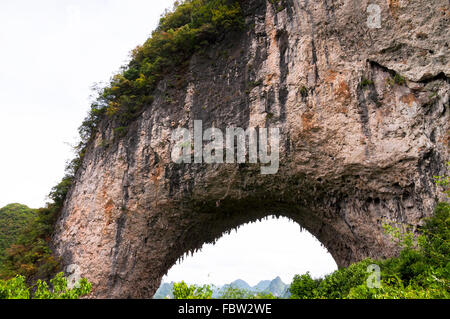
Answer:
[
  {"xmin": 0, "ymin": 204, "xmax": 37, "ymax": 265},
  {"xmin": 172, "ymin": 281, "xmax": 213, "ymax": 299},
  {"xmin": 289, "ymin": 272, "xmax": 320, "ymax": 299}
]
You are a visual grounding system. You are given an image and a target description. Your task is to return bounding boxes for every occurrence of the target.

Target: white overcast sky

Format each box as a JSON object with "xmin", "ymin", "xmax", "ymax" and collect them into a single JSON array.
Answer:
[{"xmin": 0, "ymin": 0, "xmax": 337, "ymax": 286}]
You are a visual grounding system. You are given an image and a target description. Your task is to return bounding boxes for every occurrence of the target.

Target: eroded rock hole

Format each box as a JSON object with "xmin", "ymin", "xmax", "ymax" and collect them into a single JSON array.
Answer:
[{"xmin": 155, "ymin": 216, "xmax": 337, "ymax": 298}]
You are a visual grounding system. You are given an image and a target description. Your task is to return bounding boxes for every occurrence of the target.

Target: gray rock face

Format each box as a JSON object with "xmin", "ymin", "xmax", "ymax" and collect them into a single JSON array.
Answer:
[{"xmin": 52, "ymin": 0, "xmax": 449, "ymax": 298}]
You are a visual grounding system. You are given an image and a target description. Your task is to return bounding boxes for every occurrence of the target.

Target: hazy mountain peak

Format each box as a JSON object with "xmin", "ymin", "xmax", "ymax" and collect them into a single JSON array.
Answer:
[
  {"xmin": 154, "ymin": 277, "xmax": 290, "ymax": 299},
  {"xmin": 230, "ymin": 279, "xmax": 251, "ymax": 290}
]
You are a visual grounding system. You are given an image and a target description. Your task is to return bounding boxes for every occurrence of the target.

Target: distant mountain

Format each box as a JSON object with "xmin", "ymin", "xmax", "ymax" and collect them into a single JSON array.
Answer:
[
  {"xmin": 153, "ymin": 282, "xmax": 174, "ymax": 299},
  {"xmin": 282, "ymin": 288, "xmax": 291, "ymax": 299},
  {"xmin": 213, "ymin": 279, "xmax": 253, "ymax": 298},
  {"xmin": 0, "ymin": 203, "xmax": 36, "ymax": 263},
  {"xmin": 229, "ymin": 279, "xmax": 252, "ymax": 291},
  {"xmin": 153, "ymin": 277, "xmax": 291, "ymax": 299},
  {"xmin": 253, "ymin": 280, "xmax": 271, "ymax": 292},
  {"xmin": 249, "ymin": 276, "xmax": 289, "ymax": 297},
  {"xmin": 267, "ymin": 276, "xmax": 287, "ymax": 297}
]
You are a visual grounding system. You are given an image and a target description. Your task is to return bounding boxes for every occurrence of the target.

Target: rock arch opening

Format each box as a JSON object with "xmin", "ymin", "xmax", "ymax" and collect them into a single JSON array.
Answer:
[{"xmin": 157, "ymin": 215, "xmax": 338, "ymax": 297}]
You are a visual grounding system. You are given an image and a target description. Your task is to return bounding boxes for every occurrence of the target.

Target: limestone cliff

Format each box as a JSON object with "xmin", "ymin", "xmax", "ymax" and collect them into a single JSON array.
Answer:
[{"xmin": 53, "ymin": 0, "xmax": 449, "ymax": 298}]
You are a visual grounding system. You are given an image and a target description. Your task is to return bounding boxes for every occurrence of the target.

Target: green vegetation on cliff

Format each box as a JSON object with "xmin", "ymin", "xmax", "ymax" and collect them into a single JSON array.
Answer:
[{"xmin": 74, "ymin": 0, "xmax": 244, "ymax": 175}]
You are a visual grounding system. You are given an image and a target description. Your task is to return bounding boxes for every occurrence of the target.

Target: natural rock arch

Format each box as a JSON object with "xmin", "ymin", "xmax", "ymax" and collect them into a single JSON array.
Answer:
[
  {"xmin": 162, "ymin": 215, "xmax": 338, "ymax": 285},
  {"xmin": 52, "ymin": 0, "xmax": 449, "ymax": 298}
]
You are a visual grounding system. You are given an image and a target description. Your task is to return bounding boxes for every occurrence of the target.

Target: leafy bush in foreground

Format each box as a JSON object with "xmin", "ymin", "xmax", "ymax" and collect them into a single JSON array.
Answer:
[
  {"xmin": 0, "ymin": 272, "xmax": 91, "ymax": 299},
  {"xmin": 173, "ymin": 281, "xmax": 213, "ymax": 299}
]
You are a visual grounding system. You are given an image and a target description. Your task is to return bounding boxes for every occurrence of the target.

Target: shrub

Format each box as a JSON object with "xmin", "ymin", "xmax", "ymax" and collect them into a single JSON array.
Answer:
[
  {"xmin": 289, "ymin": 272, "xmax": 320, "ymax": 299},
  {"xmin": 172, "ymin": 281, "xmax": 213, "ymax": 299},
  {"xmin": 0, "ymin": 272, "xmax": 91, "ymax": 299}
]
